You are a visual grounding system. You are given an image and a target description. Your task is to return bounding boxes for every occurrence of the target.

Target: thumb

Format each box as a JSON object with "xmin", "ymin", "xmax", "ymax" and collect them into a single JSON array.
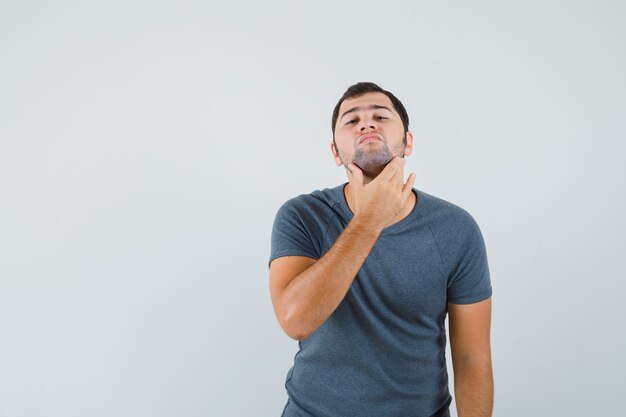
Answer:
[{"xmin": 346, "ymin": 163, "xmax": 364, "ymax": 187}]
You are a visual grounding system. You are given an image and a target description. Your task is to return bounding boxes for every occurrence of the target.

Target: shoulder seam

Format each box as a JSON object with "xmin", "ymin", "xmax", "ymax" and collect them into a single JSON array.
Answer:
[
  {"xmin": 427, "ymin": 224, "xmax": 450, "ymax": 285},
  {"xmin": 320, "ymin": 202, "xmax": 343, "ymax": 246}
]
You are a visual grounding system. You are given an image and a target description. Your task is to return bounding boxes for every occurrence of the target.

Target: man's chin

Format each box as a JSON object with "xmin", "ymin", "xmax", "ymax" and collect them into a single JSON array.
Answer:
[{"xmin": 357, "ymin": 154, "xmax": 396, "ymax": 173}]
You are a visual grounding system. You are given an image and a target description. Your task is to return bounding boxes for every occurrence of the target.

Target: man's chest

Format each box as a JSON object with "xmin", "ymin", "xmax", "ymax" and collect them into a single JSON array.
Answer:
[{"xmin": 322, "ymin": 224, "xmax": 449, "ymax": 320}]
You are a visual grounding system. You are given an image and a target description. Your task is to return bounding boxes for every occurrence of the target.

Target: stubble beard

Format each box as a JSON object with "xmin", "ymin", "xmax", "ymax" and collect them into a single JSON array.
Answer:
[{"xmin": 341, "ymin": 135, "xmax": 406, "ymax": 179}]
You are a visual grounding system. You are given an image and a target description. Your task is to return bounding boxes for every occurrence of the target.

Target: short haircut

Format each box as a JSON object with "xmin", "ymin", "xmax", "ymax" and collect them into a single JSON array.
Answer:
[{"xmin": 331, "ymin": 82, "xmax": 409, "ymax": 136}]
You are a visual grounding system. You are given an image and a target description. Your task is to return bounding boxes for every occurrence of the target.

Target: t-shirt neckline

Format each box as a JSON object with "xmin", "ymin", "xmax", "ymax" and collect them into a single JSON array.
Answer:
[{"xmin": 336, "ymin": 182, "xmax": 422, "ymax": 234}]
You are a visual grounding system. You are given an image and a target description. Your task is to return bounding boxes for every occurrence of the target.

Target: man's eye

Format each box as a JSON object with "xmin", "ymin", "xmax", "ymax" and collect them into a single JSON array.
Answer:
[
  {"xmin": 345, "ymin": 119, "xmax": 356, "ymax": 125},
  {"xmin": 377, "ymin": 116, "xmax": 388, "ymax": 120}
]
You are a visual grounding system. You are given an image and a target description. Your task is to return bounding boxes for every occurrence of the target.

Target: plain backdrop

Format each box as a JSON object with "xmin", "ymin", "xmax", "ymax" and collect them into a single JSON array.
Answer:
[{"xmin": 1, "ymin": 1, "xmax": 624, "ymax": 416}]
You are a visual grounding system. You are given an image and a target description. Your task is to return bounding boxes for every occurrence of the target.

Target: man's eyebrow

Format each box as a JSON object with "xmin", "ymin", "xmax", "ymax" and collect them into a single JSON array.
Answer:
[{"xmin": 340, "ymin": 104, "xmax": 392, "ymax": 120}]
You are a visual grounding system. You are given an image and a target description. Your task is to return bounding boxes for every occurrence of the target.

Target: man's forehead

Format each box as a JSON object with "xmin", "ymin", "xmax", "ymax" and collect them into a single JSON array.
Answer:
[{"xmin": 338, "ymin": 92, "xmax": 395, "ymax": 117}]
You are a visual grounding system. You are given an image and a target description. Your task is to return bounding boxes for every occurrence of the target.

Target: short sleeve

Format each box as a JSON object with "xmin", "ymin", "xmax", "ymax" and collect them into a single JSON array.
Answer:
[
  {"xmin": 269, "ymin": 199, "xmax": 321, "ymax": 267},
  {"xmin": 446, "ymin": 216, "xmax": 493, "ymax": 304}
]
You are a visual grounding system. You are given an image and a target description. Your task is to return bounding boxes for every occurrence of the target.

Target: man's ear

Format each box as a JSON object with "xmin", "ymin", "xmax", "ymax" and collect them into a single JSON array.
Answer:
[
  {"xmin": 404, "ymin": 131, "xmax": 414, "ymax": 157},
  {"xmin": 330, "ymin": 141, "xmax": 343, "ymax": 166}
]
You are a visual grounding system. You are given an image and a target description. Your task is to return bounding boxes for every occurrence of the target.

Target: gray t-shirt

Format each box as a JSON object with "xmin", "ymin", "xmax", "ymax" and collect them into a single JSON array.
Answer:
[{"xmin": 269, "ymin": 183, "xmax": 492, "ymax": 417}]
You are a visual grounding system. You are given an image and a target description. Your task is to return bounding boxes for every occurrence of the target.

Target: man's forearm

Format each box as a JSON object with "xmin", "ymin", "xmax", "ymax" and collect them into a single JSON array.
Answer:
[
  {"xmin": 279, "ymin": 216, "xmax": 382, "ymax": 340},
  {"xmin": 453, "ymin": 356, "xmax": 494, "ymax": 417}
]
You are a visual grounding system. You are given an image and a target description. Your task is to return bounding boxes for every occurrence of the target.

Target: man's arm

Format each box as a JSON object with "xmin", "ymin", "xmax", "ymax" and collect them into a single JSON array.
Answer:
[
  {"xmin": 269, "ymin": 217, "xmax": 380, "ymax": 340},
  {"xmin": 448, "ymin": 298, "xmax": 493, "ymax": 417},
  {"xmin": 269, "ymin": 157, "xmax": 415, "ymax": 341}
]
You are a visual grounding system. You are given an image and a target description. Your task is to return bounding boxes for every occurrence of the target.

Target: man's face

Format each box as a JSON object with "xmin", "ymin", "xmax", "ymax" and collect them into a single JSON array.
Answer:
[{"xmin": 331, "ymin": 92, "xmax": 413, "ymax": 179}]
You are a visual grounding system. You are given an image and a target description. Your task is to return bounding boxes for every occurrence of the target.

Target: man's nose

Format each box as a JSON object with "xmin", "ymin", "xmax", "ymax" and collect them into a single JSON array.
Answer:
[{"xmin": 358, "ymin": 117, "xmax": 377, "ymax": 131}]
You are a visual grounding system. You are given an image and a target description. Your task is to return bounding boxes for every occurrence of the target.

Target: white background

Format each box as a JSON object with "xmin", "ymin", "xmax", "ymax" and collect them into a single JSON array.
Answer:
[{"xmin": 1, "ymin": 1, "xmax": 624, "ymax": 416}]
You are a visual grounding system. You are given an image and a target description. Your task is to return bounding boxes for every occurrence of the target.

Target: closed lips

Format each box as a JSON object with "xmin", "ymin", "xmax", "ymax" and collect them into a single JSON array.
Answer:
[{"xmin": 358, "ymin": 134, "xmax": 382, "ymax": 144}]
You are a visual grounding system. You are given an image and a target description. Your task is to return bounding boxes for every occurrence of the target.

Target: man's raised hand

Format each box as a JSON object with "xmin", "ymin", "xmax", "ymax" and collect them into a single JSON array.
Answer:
[{"xmin": 346, "ymin": 157, "xmax": 416, "ymax": 231}]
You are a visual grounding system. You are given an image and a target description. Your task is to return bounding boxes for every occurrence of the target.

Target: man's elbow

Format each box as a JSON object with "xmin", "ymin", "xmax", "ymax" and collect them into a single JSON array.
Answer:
[
  {"xmin": 452, "ymin": 352, "xmax": 493, "ymax": 377},
  {"xmin": 455, "ymin": 352, "xmax": 492, "ymax": 365},
  {"xmin": 283, "ymin": 327, "xmax": 309, "ymax": 341},
  {"xmin": 277, "ymin": 308, "xmax": 312, "ymax": 341}
]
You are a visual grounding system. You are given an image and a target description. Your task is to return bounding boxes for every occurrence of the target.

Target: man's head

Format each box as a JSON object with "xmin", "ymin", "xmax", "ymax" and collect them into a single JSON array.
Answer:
[{"xmin": 331, "ymin": 82, "xmax": 413, "ymax": 179}]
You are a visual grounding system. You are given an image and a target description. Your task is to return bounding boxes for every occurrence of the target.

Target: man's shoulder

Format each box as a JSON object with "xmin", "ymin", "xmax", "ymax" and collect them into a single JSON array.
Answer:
[
  {"xmin": 418, "ymin": 189, "xmax": 474, "ymax": 219},
  {"xmin": 270, "ymin": 184, "xmax": 347, "ymax": 264},
  {"xmin": 279, "ymin": 184, "xmax": 345, "ymax": 214},
  {"xmin": 417, "ymin": 189, "xmax": 483, "ymax": 238}
]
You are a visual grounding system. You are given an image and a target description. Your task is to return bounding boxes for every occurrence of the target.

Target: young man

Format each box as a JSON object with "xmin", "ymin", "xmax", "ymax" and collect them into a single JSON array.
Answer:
[{"xmin": 269, "ymin": 82, "xmax": 493, "ymax": 417}]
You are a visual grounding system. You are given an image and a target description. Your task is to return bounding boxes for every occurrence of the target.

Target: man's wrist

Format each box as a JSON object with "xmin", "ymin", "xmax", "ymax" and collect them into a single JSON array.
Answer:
[{"xmin": 348, "ymin": 214, "xmax": 385, "ymax": 237}]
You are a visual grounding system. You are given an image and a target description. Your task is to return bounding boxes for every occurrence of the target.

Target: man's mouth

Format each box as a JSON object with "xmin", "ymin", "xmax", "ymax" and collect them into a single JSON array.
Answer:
[{"xmin": 358, "ymin": 133, "xmax": 383, "ymax": 144}]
